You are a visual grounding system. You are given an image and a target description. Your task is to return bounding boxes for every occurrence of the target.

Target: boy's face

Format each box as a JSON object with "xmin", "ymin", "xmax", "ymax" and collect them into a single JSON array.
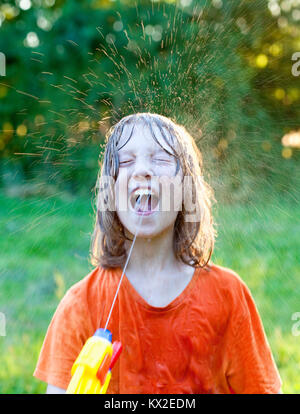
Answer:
[{"xmin": 114, "ymin": 121, "xmax": 183, "ymax": 239}]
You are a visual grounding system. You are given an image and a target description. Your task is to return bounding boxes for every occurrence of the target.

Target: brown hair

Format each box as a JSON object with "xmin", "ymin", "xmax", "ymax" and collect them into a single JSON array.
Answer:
[{"xmin": 90, "ymin": 112, "xmax": 217, "ymax": 270}]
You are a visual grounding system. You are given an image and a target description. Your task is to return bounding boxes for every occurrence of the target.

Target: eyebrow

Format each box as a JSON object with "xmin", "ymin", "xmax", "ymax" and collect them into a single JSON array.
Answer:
[
  {"xmin": 118, "ymin": 149, "xmax": 173, "ymax": 156},
  {"xmin": 118, "ymin": 150, "xmax": 134, "ymax": 156}
]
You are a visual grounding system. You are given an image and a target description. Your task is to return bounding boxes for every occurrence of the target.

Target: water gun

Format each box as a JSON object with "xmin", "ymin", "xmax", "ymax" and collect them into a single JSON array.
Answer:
[{"xmin": 66, "ymin": 328, "xmax": 122, "ymax": 394}]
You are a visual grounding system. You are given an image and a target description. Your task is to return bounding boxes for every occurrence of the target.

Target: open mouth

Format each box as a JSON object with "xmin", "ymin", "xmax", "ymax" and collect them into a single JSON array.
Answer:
[{"xmin": 130, "ymin": 189, "xmax": 159, "ymax": 214}]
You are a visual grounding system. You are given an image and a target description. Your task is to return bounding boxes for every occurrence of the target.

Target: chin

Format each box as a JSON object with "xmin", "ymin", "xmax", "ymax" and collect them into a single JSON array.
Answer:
[
  {"xmin": 117, "ymin": 210, "xmax": 178, "ymax": 239},
  {"xmin": 124, "ymin": 224, "xmax": 162, "ymax": 239},
  {"xmin": 124, "ymin": 219, "xmax": 175, "ymax": 240}
]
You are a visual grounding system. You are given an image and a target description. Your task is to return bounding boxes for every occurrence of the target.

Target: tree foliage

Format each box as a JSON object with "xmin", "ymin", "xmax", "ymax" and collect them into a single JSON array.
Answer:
[{"xmin": 0, "ymin": 0, "xmax": 299, "ymax": 200}]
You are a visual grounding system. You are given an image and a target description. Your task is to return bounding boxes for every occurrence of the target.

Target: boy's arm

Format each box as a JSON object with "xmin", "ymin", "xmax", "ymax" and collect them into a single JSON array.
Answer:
[
  {"xmin": 34, "ymin": 282, "xmax": 95, "ymax": 392},
  {"xmin": 46, "ymin": 384, "xmax": 66, "ymax": 394}
]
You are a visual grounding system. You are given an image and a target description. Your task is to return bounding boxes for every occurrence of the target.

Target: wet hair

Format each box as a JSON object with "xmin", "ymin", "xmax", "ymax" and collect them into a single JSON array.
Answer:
[{"xmin": 90, "ymin": 112, "xmax": 217, "ymax": 270}]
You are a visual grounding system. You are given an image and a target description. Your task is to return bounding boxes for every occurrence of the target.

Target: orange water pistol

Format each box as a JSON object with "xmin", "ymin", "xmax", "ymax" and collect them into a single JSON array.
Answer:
[{"xmin": 66, "ymin": 329, "xmax": 122, "ymax": 394}]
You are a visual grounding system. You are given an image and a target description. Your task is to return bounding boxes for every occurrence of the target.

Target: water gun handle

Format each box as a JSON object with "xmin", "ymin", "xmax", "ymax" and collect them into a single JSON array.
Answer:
[{"xmin": 66, "ymin": 329, "xmax": 122, "ymax": 394}]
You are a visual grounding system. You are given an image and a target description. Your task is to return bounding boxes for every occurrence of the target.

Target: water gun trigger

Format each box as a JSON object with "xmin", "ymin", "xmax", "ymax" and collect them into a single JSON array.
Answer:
[
  {"xmin": 110, "ymin": 341, "xmax": 122, "ymax": 370},
  {"xmin": 96, "ymin": 353, "xmax": 112, "ymax": 385},
  {"xmin": 96, "ymin": 341, "xmax": 122, "ymax": 385}
]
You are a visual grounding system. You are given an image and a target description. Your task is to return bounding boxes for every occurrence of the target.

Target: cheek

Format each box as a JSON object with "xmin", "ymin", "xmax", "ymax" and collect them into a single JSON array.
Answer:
[{"xmin": 157, "ymin": 163, "xmax": 178, "ymax": 176}]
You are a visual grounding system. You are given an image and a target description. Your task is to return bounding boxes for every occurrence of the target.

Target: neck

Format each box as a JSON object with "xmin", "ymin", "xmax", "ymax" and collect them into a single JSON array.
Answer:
[{"xmin": 124, "ymin": 225, "xmax": 180, "ymax": 279}]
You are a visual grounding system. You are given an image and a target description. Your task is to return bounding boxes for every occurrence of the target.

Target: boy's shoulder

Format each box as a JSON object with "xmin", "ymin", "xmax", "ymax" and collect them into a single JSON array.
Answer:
[
  {"xmin": 68, "ymin": 265, "xmax": 120, "ymax": 293},
  {"xmin": 204, "ymin": 261, "xmax": 257, "ymax": 319},
  {"xmin": 202, "ymin": 261, "xmax": 252, "ymax": 303},
  {"xmin": 204, "ymin": 261, "xmax": 247, "ymax": 288},
  {"xmin": 59, "ymin": 266, "xmax": 120, "ymax": 310}
]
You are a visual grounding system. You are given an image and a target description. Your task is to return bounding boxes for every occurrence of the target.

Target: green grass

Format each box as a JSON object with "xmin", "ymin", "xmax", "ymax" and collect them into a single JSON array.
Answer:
[{"xmin": 0, "ymin": 190, "xmax": 299, "ymax": 393}]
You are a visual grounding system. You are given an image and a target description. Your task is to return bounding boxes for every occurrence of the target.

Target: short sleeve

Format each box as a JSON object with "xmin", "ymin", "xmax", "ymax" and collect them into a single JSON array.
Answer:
[
  {"xmin": 225, "ymin": 279, "xmax": 282, "ymax": 394},
  {"xmin": 33, "ymin": 287, "xmax": 94, "ymax": 390}
]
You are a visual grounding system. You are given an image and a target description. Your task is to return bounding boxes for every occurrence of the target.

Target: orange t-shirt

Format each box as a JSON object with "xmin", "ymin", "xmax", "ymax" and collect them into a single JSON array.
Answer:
[{"xmin": 33, "ymin": 263, "xmax": 282, "ymax": 394}]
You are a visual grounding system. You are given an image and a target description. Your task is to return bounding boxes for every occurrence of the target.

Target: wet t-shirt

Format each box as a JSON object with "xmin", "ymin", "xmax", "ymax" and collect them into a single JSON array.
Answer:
[{"xmin": 33, "ymin": 263, "xmax": 282, "ymax": 393}]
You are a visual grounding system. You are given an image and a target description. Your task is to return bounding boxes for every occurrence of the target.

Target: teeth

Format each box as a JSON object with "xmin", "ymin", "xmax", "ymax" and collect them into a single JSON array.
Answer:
[
  {"xmin": 134, "ymin": 189, "xmax": 153, "ymax": 197},
  {"xmin": 133, "ymin": 189, "xmax": 153, "ymax": 203},
  {"xmin": 130, "ymin": 188, "xmax": 159, "ymax": 211}
]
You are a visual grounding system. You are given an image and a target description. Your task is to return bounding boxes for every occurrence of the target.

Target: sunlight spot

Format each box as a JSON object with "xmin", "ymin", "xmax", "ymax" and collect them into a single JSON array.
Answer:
[
  {"xmin": 280, "ymin": 0, "xmax": 292, "ymax": 12},
  {"xmin": 236, "ymin": 17, "xmax": 249, "ymax": 34},
  {"xmin": 154, "ymin": 24, "xmax": 163, "ymax": 33},
  {"xmin": 113, "ymin": 20, "xmax": 123, "ymax": 32},
  {"xmin": 152, "ymin": 30, "xmax": 162, "ymax": 42},
  {"xmin": 18, "ymin": 0, "xmax": 32, "ymax": 11},
  {"xmin": 282, "ymin": 147, "xmax": 293, "ymax": 159},
  {"xmin": 256, "ymin": 54, "xmax": 268, "ymax": 68},
  {"xmin": 274, "ymin": 88, "xmax": 285, "ymax": 100},
  {"xmin": 277, "ymin": 16, "xmax": 288, "ymax": 28},
  {"xmin": 127, "ymin": 39, "xmax": 138, "ymax": 52},
  {"xmin": 180, "ymin": 0, "xmax": 193, "ymax": 7},
  {"xmin": 37, "ymin": 15, "xmax": 52, "ymax": 31},
  {"xmin": 287, "ymin": 88, "xmax": 299, "ymax": 102},
  {"xmin": 106, "ymin": 33, "xmax": 116, "ymax": 44},
  {"xmin": 16, "ymin": 124, "xmax": 27, "ymax": 137},
  {"xmin": 44, "ymin": 0, "xmax": 55, "ymax": 7},
  {"xmin": 282, "ymin": 130, "xmax": 300, "ymax": 148},
  {"xmin": 145, "ymin": 24, "xmax": 154, "ymax": 36},
  {"xmin": 269, "ymin": 43, "xmax": 283, "ymax": 57},
  {"xmin": 268, "ymin": 1, "xmax": 281, "ymax": 16},
  {"xmin": 1, "ymin": 4, "xmax": 19, "ymax": 20},
  {"xmin": 24, "ymin": 32, "xmax": 40, "ymax": 48},
  {"xmin": 212, "ymin": 0, "xmax": 223, "ymax": 8},
  {"xmin": 292, "ymin": 9, "xmax": 300, "ymax": 21}
]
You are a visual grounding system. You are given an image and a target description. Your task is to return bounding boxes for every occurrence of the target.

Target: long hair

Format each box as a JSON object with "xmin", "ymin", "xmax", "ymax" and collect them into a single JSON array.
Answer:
[{"xmin": 90, "ymin": 112, "xmax": 217, "ymax": 270}]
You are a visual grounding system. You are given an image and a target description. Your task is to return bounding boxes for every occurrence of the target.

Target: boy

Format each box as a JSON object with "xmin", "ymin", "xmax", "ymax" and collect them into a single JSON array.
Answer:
[{"xmin": 34, "ymin": 113, "xmax": 282, "ymax": 394}]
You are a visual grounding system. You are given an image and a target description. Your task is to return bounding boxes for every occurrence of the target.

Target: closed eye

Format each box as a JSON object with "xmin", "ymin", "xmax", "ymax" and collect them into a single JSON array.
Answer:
[
  {"xmin": 119, "ymin": 160, "xmax": 133, "ymax": 165},
  {"xmin": 153, "ymin": 158, "xmax": 173, "ymax": 163}
]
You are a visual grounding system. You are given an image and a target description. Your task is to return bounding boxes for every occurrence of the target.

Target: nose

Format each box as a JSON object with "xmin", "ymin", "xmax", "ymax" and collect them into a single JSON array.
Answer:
[{"xmin": 131, "ymin": 156, "xmax": 154, "ymax": 181}]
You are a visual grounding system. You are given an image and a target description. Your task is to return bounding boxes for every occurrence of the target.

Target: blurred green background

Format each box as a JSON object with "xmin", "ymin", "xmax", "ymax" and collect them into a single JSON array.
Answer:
[{"xmin": 0, "ymin": 0, "xmax": 299, "ymax": 393}]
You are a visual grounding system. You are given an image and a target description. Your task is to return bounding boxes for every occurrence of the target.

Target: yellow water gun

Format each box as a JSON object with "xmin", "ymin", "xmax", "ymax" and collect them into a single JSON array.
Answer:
[{"xmin": 66, "ymin": 328, "xmax": 122, "ymax": 394}]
